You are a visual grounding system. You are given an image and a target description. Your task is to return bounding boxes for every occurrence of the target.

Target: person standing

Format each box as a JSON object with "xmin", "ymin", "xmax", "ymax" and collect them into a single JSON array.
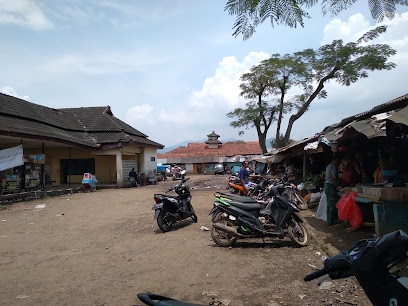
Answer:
[{"xmin": 324, "ymin": 156, "xmax": 340, "ymax": 226}]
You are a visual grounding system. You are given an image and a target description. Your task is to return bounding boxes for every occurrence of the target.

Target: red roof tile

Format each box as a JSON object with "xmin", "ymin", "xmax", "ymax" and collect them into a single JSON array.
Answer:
[{"xmin": 158, "ymin": 141, "xmax": 262, "ymax": 159}]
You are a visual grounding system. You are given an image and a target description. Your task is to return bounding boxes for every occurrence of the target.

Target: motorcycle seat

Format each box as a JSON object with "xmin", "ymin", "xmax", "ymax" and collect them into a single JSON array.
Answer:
[
  {"xmin": 155, "ymin": 193, "xmax": 179, "ymax": 199},
  {"xmin": 224, "ymin": 200, "xmax": 262, "ymax": 211},
  {"xmin": 218, "ymin": 192, "xmax": 258, "ymax": 203}
]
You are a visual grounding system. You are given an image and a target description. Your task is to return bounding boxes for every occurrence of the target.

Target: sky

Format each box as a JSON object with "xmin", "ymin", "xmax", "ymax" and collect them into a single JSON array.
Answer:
[{"xmin": 0, "ymin": 1, "xmax": 407, "ymax": 148}]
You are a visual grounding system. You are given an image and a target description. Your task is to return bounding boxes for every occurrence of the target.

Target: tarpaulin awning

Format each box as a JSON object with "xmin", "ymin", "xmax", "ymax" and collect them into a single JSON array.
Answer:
[
  {"xmin": 387, "ymin": 105, "xmax": 408, "ymax": 126},
  {"xmin": 252, "ymin": 153, "xmax": 288, "ymax": 164},
  {"xmin": 350, "ymin": 119, "xmax": 386, "ymax": 138}
]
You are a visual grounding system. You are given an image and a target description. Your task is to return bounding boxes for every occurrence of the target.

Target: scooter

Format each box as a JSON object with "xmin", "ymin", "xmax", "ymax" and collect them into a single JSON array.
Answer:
[
  {"xmin": 135, "ymin": 230, "xmax": 408, "ymax": 306},
  {"xmin": 208, "ymin": 188, "xmax": 309, "ymax": 247},
  {"xmin": 128, "ymin": 176, "xmax": 138, "ymax": 187},
  {"xmin": 227, "ymin": 176, "xmax": 248, "ymax": 195},
  {"xmin": 152, "ymin": 174, "xmax": 198, "ymax": 232},
  {"xmin": 304, "ymin": 229, "xmax": 408, "ymax": 305}
]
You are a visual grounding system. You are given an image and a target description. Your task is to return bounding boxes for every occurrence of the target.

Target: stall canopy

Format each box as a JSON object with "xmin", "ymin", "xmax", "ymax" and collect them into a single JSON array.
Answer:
[
  {"xmin": 387, "ymin": 105, "xmax": 408, "ymax": 126},
  {"xmin": 320, "ymin": 93, "xmax": 408, "ymax": 143},
  {"xmin": 321, "ymin": 106, "xmax": 408, "ymax": 142}
]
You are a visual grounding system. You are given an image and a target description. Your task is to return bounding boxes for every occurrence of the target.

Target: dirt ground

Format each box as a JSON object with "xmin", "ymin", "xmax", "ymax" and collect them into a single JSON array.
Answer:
[{"xmin": 0, "ymin": 175, "xmax": 372, "ymax": 306}]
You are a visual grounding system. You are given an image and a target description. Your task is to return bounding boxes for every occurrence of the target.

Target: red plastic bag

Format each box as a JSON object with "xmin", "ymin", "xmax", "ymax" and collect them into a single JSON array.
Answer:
[
  {"xmin": 336, "ymin": 191, "xmax": 363, "ymax": 228},
  {"xmin": 336, "ymin": 192, "xmax": 353, "ymax": 221},
  {"xmin": 348, "ymin": 197, "xmax": 363, "ymax": 229}
]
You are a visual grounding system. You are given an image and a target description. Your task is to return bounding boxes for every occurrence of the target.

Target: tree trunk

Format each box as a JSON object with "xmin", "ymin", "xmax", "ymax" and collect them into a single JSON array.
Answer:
[
  {"xmin": 255, "ymin": 123, "xmax": 267, "ymax": 154},
  {"xmin": 275, "ymin": 81, "xmax": 287, "ymax": 147},
  {"xmin": 282, "ymin": 68, "xmax": 338, "ymax": 144}
]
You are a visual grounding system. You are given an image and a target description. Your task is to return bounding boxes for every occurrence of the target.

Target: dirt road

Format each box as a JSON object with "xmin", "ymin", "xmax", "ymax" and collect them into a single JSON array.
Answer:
[{"xmin": 0, "ymin": 175, "xmax": 370, "ymax": 305}]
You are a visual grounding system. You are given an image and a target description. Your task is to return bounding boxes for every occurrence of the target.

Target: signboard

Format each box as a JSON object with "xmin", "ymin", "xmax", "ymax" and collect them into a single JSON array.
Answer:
[
  {"xmin": 0, "ymin": 145, "xmax": 24, "ymax": 171},
  {"xmin": 29, "ymin": 154, "xmax": 45, "ymax": 164}
]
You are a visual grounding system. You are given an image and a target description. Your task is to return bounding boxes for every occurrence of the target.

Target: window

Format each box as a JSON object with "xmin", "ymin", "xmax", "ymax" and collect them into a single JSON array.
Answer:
[{"xmin": 150, "ymin": 157, "xmax": 155, "ymax": 161}]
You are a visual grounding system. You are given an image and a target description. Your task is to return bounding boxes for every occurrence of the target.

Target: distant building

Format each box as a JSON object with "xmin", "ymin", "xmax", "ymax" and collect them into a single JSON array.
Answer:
[
  {"xmin": 157, "ymin": 131, "xmax": 262, "ymax": 174},
  {"xmin": 0, "ymin": 93, "xmax": 163, "ymax": 189}
]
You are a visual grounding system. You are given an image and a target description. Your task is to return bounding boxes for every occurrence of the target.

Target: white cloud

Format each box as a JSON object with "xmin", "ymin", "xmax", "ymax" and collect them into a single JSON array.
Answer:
[
  {"xmin": 131, "ymin": 52, "xmax": 270, "ymax": 144},
  {"xmin": 189, "ymin": 52, "xmax": 270, "ymax": 110},
  {"xmin": 0, "ymin": 0, "xmax": 53, "ymax": 30},
  {"xmin": 0, "ymin": 87, "xmax": 30, "ymax": 101},
  {"xmin": 125, "ymin": 104, "xmax": 154, "ymax": 124},
  {"xmin": 40, "ymin": 51, "xmax": 168, "ymax": 76},
  {"xmin": 292, "ymin": 12, "xmax": 408, "ymax": 140},
  {"xmin": 321, "ymin": 13, "xmax": 370, "ymax": 45}
]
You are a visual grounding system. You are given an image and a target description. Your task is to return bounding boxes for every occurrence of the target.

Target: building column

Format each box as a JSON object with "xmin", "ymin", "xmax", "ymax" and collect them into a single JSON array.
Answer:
[{"xmin": 116, "ymin": 149, "xmax": 123, "ymax": 187}]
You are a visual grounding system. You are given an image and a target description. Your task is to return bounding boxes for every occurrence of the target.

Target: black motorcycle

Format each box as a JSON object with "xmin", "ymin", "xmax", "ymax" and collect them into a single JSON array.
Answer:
[
  {"xmin": 305, "ymin": 229, "xmax": 408, "ymax": 305},
  {"xmin": 208, "ymin": 188, "xmax": 308, "ymax": 247},
  {"xmin": 152, "ymin": 177, "xmax": 197, "ymax": 232}
]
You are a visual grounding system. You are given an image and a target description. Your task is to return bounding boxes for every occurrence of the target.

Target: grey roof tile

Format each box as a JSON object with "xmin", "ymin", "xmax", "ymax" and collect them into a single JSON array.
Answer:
[{"xmin": 0, "ymin": 93, "xmax": 163, "ymax": 149}]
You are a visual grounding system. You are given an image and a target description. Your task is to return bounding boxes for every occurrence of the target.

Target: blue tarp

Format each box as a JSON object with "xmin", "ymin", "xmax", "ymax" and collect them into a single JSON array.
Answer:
[{"xmin": 157, "ymin": 165, "xmax": 170, "ymax": 172}]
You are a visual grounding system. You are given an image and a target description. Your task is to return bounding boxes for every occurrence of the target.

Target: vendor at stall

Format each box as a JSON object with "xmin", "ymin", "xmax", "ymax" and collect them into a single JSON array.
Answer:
[
  {"xmin": 340, "ymin": 155, "xmax": 361, "ymax": 187},
  {"xmin": 324, "ymin": 156, "xmax": 341, "ymax": 226}
]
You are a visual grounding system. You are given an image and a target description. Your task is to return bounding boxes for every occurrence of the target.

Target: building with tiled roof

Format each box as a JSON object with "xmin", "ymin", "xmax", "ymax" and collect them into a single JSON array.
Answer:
[
  {"xmin": 0, "ymin": 93, "xmax": 163, "ymax": 189},
  {"xmin": 158, "ymin": 132, "xmax": 262, "ymax": 174}
]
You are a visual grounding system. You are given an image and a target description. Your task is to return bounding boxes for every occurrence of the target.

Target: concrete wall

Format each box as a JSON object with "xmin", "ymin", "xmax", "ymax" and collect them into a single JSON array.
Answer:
[
  {"xmin": 185, "ymin": 163, "xmax": 194, "ymax": 173},
  {"xmin": 138, "ymin": 147, "xmax": 157, "ymax": 174},
  {"xmin": 21, "ymin": 145, "xmax": 157, "ymax": 187}
]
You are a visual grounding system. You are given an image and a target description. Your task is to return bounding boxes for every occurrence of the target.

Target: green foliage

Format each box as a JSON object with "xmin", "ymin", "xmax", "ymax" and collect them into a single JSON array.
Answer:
[
  {"xmin": 227, "ymin": 28, "xmax": 396, "ymax": 151},
  {"xmin": 304, "ymin": 173, "xmax": 325, "ymax": 187},
  {"xmin": 0, "ymin": 205, "xmax": 9, "ymax": 211},
  {"xmin": 270, "ymin": 135, "xmax": 295, "ymax": 148},
  {"xmin": 225, "ymin": 0, "xmax": 407, "ymax": 39}
]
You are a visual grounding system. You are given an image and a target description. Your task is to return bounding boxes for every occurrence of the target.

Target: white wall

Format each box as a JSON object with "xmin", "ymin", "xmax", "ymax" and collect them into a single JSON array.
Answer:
[
  {"xmin": 185, "ymin": 163, "xmax": 194, "ymax": 173},
  {"xmin": 139, "ymin": 147, "xmax": 157, "ymax": 174}
]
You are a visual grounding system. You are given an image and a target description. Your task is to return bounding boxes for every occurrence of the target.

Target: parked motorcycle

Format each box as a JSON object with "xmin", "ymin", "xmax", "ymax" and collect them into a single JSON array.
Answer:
[
  {"xmin": 152, "ymin": 176, "xmax": 197, "ymax": 232},
  {"xmin": 228, "ymin": 175, "xmax": 308, "ymax": 210},
  {"xmin": 278, "ymin": 175, "xmax": 308, "ymax": 210},
  {"xmin": 128, "ymin": 176, "xmax": 138, "ymax": 187},
  {"xmin": 209, "ymin": 189, "xmax": 308, "ymax": 247},
  {"xmin": 227, "ymin": 175, "xmax": 248, "ymax": 195},
  {"xmin": 135, "ymin": 230, "xmax": 408, "ymax": 306},
  {"xmin": 170, "ymin": 166, "xmax": 185, "ymax": 181},
  {"xmin": 305, "ymin": 229, "xmax": 408, "ymax": 305}
]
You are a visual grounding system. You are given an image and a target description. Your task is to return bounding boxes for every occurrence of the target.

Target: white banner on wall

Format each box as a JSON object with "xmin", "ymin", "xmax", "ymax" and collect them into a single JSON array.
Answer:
[{"xmin": 0, "ymin": 145, "xmax": 24, "ymax": 172}]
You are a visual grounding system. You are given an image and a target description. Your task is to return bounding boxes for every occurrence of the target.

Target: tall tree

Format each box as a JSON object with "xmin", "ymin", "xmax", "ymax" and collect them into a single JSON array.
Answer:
[
  {"xmin": 280, "ymin": 38, "xmax": 396, "ymax": 145},
  {"xmin": 226, "ymin": 64, "xmax": 278, "ymax": 153},
  {"xmin": 260, "ymin": 50, "xmax": 315, "ymax": 147},
  {"xmin": 225, "ymin": 0, "xmax": 408, "ymax": 39},
  {"xmin": 227, "ymin": 31, "xmax": 396, "ymax": 149}
]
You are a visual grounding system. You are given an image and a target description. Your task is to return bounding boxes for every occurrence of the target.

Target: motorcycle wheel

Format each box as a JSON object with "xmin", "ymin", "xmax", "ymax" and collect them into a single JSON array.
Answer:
[
  {"xmin": 157, "ymin": 209, "xmax": 173, "ymax": 232},
  {"xmin": 291, "ymin": 191, "xmax": 308, "ymax": 210},
  {"xmin": 287, "ymin": 219, "xmax": 308, "ymax": 247},
  {"xmin": 211, "ymin": 214, "xmax": 237, "ymax": 247}
]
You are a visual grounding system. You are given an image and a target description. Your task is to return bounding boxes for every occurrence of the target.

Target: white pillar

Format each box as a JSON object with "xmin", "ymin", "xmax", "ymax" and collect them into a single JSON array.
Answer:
[{"xmin": 116, "ymin": 148, "xmax": 123, "ymax": 187}]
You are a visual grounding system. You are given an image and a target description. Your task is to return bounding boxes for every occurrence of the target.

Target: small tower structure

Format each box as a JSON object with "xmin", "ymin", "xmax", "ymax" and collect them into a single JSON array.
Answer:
[{"xmin": 205, "ymin": 131, "xmax": 222, "ymax": 149}]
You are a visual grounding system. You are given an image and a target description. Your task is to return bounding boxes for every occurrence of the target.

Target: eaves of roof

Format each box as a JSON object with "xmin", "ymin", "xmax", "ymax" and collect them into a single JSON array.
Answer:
[
  {"xmin": 328, "ymin": 93, "xmax": 408, "ymax": 131},
  {"xmin": 0, "ymin": 93, "xmax": 164, "ymax": 149}
]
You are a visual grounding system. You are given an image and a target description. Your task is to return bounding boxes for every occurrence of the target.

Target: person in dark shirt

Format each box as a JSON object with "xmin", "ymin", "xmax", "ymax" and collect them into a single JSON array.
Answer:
[
  {"xmin": 129, "ymin": 168, "xmax": 137, "ymax": 178},
  {"xmin": 238, "ymin": 161, "xmax": 254, "ymax": 192}
]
